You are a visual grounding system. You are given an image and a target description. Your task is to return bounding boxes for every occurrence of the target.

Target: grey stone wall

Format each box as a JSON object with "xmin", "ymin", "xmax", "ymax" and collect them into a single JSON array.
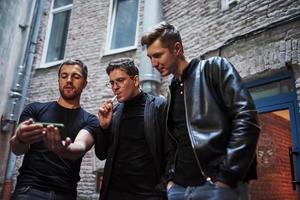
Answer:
[
  {"xmin": 161, "ymin": 0, "xmax": 300, "ymax": 99},
  {"xmin": 0, "ymin": 0, "xmax": 34, "ymax": 117},
  {"xmin": 0, "ymin": 0, "xmax": 36, "ymax": 194},
  {"xmin": 218, "ymin": 20, "xmax": 300, "ymax": 78},
  {"xmin": 12, "ymin": 0, "xmax": 300, "ymax": 199},
  {"xmin": 162, "ymin": 0, "xmax": 300, "ymax": 59}
]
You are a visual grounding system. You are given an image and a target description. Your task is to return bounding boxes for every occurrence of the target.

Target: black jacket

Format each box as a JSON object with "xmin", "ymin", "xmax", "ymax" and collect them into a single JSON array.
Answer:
[
  {"xmin": 95, "ymin": 93, "xmax": 173, "ymax": 200},
  {"xmin": 167, "ymin": 57, "xmax": 260, "ymax": 187}
]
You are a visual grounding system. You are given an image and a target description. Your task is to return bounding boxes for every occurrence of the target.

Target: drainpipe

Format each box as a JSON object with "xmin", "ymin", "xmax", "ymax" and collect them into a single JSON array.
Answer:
[
  {"xmin": 139, "ymin": 0, "xmax": 163, "ymax": 95},
  {"xmin": 1, "ymin": 0, "xmax": 45, "ymax": 199}
]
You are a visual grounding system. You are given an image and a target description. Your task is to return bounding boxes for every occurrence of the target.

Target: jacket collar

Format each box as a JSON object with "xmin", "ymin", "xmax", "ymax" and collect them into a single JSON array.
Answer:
[{"xmin": 170, "ymin": 58, "xmax": 200, "ymax": 88}]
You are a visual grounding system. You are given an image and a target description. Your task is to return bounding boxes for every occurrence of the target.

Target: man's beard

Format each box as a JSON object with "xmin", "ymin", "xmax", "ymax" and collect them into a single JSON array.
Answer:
[{"xmin": 59, "ymin": 87, "xmax": 81, "ymax": 100}]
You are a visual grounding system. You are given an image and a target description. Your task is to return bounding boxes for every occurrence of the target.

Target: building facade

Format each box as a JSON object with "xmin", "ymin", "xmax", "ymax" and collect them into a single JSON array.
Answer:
[{"xmin": 1, "ymin": 0, "xmax": 300, "ymax": 199}]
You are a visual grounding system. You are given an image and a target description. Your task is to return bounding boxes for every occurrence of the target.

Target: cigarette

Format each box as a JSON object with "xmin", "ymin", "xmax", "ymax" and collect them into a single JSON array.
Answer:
[{"xmin": 112, "ymin": 95, "xmax": 117, "ymax": 102}]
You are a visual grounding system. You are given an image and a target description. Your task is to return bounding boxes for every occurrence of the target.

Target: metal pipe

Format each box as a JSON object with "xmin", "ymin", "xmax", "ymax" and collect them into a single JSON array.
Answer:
[
  {"xmin": 139, "ymin": 0, "xmax": 163, "ymax": 95},
  {"xmin": 6, "ymin": 0, "xmax": 45, "ymax": 177}
]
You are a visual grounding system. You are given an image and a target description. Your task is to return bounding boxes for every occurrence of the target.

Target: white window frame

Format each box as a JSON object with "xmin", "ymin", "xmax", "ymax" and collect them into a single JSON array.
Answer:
[
  {"xmin": 39, "ymin": 1, "xmax": 73, "ymax": 68},
  {"xmin": 104, "ymin": 0, "xmax": 140, "ymax": 55},
  {"xmin": 221, "ymin": 0, "xmax": 239, "ymax": 10}
]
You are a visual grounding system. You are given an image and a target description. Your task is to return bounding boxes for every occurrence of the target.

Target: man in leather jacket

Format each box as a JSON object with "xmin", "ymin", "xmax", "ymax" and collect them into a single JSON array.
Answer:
[
  {"xmin": 141, "ymin": 21, "xmax": 260, "ymax": 200},
  {"xmin": 95, "ymin": 58, "xmax": 173, "ymax": 200}
]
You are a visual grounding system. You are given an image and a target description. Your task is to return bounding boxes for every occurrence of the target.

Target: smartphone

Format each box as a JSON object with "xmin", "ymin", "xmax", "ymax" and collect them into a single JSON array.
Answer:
[{"xmin": 37, "ymin": 122, "xmax": 67, "ymax": 139}]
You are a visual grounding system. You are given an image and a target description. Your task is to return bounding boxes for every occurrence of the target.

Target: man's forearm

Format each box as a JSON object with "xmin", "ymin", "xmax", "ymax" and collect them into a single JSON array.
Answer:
[{"xmin": 57, "ymin": 142, "xmax": 88, "ymax": 160}]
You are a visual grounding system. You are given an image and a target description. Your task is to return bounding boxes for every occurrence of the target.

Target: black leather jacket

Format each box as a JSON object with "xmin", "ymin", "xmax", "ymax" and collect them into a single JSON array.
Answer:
[
  {"xmin": 95, "ymin": 93, "xmax": 173, "ymax": 200},
  {"xmin": 167, "ymin": 57, "xmax": 260, "ymax": 187}
]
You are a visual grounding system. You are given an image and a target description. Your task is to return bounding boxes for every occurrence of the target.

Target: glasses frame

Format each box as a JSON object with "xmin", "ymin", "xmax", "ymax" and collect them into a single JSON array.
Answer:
[{"xmin": 106, "ymin": 75, "xmax": 136, "ymax": 89}]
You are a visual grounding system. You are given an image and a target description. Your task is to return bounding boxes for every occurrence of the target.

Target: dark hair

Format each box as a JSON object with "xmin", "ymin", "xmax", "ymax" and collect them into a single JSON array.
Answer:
[
  {"xmin": 141, "ymin": 21, "xmax": 182, "ymax": 51},
  {"xmin": 106, "ymin": 58, "xmax": 139, "ymax": 76},
  {"xmin": 58, "ymin": 59, "xmax": 88, "ymax": 80}
]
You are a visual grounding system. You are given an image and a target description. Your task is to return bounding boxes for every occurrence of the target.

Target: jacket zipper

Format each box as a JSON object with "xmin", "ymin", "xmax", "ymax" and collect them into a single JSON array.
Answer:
[
  {"xmin": 183, "ymin": 84, "xmax": 213, "ymax": 183},
  {"xmin": 166, "ymin": 89, "xmax": 179, "ymax": 171}
]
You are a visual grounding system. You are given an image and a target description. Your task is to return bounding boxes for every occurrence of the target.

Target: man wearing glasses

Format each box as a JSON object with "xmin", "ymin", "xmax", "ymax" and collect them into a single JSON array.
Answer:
[{"xmin": 95, "ymin": 58, "xmax": 174, "ymax": 200}]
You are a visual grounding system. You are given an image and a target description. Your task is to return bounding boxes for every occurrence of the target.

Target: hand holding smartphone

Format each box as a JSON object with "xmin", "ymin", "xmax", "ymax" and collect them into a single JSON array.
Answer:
[{"xmin": 36, "ymin": 122, "xmax": 67, "ymax": 139}]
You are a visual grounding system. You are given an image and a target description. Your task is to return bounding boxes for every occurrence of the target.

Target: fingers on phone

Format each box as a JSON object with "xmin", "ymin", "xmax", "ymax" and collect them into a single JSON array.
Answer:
[
  {"xmin": 22, "ymin": 118, "xmax": 34, "ymax": 125},
  {"xmin": 62, "ymin": 137, "xmax": 72, "ymax": 147},
  {"xmin": 21, "ymin": 123, "xmax": 44, "ymax": 132}
]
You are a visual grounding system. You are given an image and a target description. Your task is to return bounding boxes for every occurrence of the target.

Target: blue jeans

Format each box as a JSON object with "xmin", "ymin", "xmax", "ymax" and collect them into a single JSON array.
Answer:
[
  {"xmin": 167, "ymin": 182, "xmax": 248, "ymax": 200},
  {"xmin": 11, "ymin": 186, "xmax": 77, "ymax": 200},
  {"xmin": 107, "ymin": 190, "xmax": 161, "ymax": 200}
]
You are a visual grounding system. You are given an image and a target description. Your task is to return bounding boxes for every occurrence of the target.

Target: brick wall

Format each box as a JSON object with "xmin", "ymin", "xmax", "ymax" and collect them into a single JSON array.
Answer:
[
  {"xmin": 250, "ymin": 112, "xmax": 298, "ymax": 200},
  {"xmin": 162, "ymin": 0, "xmax": 300, "ymax": 59},
  {"xmin": 218, "ymin": 20, "xmax": 300, "ymax": 77},
  {"xmin": 12, "ymin": 0, "xmax": 300, "ymax": 199}
]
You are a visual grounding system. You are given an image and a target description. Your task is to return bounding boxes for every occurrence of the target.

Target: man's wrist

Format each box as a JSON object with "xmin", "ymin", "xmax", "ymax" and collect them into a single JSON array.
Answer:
[{"xmin": 15, "ymin": 130, "xmax": 26, "ymax": 144}]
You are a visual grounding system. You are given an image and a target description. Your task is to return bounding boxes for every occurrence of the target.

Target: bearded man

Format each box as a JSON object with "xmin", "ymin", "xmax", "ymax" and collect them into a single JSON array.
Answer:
[{"xmin": 10, "ymin": 59, "xmax": 99, "ymax": 200}]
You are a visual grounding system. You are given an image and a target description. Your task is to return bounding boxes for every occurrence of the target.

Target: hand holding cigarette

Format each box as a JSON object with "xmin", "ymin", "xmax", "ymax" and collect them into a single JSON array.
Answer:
[{"xmin": 98, "ymin": 96, "xmax": 116, "ymax": 129}]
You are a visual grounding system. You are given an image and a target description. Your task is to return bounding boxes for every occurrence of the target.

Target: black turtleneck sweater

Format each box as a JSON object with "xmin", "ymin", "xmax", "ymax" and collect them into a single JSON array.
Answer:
[{"xmin": 110, "ymin": 92, "xmax": 158, "ymax": 196}]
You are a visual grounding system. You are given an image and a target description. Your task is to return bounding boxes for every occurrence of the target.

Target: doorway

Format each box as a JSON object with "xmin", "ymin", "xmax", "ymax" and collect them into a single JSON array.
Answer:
[{"xmin": 246, "ymin": 71, "xmax": 300, "ymax": 199}]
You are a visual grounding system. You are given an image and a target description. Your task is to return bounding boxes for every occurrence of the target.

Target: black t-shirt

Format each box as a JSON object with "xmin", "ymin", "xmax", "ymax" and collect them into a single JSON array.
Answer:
[{"xmin": 16, "ymin": 101, "xmax": 99, "ymax": 195}]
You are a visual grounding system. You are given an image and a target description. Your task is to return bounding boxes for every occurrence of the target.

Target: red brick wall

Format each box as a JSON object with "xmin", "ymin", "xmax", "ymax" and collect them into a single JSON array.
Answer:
[{"xmin": 249, "ymin": 112, "xmax": 298, "ymax": 200}]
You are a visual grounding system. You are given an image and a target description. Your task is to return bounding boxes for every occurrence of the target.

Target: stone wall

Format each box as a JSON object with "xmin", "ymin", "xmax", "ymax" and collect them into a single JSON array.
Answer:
[{"xmin": 12, "ymin": 0, "xmax": 300, "ymax": 199}]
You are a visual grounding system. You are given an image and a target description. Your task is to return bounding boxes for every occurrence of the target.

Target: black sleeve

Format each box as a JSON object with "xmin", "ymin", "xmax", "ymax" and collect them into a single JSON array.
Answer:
[
  {"xmin": 211, "ymin": 57, "xmax": 260, "ymax": 186},
  {"xmin": 162, "ymin": 101, "xmax": 176, "ymax": 182},
  {"xmin": 95, "ymin": 104, "xmax": 120, "ymax": 160},
  {"xmin": 156, "ymin": 96, "xmax": 176, "ymax": 196},
  {"xmin": 18, "ymin": 103, "xmax": 39, "ymax": 124},
  {"xmin": 94, "ymin": 126, "xmax": 111, "ymax": 160}
]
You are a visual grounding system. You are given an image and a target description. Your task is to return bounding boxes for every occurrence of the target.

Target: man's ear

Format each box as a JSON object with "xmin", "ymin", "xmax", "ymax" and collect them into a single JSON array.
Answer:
[
  {"xmin": 83, "ymin": 80, "xmax": 88, "ymax": 88},
  {"xmin": 174, "ymin": 42, "xmax": 183, "ymax": 55},
  {"xmin": 134, "ymin": 75, "xmax": 140, "ymax": 87}
]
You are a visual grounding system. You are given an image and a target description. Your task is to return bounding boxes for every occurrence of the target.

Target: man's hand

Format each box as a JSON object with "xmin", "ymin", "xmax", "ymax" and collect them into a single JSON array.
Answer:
[
  {"xmin": 166, "ymin": 181, "xmax": 174, "ymax": 192},
  {"xmin": 16, "ymin": 119, "xmax": 44, "ymax": 144},
  {"xmin": 214, "ymin": 181, "xmax": 230, "ymax": 188},
  {"xmin": 98, "ymin": 99, "xmax": 113, "ymax": 129},
  {"xmin": 44, "ymin": 128, "xmax": 94, "ymax": 160},
  {"xmin": 43, "ymin": 125, "xmax": 72, "ymax": 154},
  {"xmin": 10, "ymin": 119, "xmax": 45, "ymax": 155}
]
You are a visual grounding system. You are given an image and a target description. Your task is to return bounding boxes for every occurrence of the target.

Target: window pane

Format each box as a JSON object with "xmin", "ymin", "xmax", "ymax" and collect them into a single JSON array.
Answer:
[
  {"xmin": 248, "ymin": 79, "xmax": 293, "ymax": 100},
  {"xmin": 46, "ymin": 10, "xmax": 71, "ymax": 63},
  {"xmin": 54, "ymin": 0, "xmax": 73, "ymax": 8},
  {"xmin": 111, "ymin": 0, "xmax": 139, "ymax": 49}
]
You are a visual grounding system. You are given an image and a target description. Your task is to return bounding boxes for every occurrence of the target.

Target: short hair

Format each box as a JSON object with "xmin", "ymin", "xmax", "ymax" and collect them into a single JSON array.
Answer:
[
  {"xmin": 58, "ymin": 59, "xmax": 88, "ymax": 80},
  {"xmin": 106, "ymin": 58, "xmax": 139, "ymax": 76},
  {"xmin": 141, "ymin": 21, "xmax": 182, "ymax": 51}
]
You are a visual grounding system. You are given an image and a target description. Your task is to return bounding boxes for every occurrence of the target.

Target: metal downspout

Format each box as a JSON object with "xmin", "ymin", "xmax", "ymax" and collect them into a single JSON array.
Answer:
[
  {"xmin": 139, "ymin": 0, "xmax": 163, "ymax": 95},
  {"xmin": 1, "ymin": 1, "xmax": 45, "ymax": 199}
]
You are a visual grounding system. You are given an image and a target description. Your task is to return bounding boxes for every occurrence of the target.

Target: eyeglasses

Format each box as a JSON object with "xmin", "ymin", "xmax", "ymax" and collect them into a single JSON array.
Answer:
[{"xmin": 106, "ymin": 76, "xmax": 135, "ymax": 89}]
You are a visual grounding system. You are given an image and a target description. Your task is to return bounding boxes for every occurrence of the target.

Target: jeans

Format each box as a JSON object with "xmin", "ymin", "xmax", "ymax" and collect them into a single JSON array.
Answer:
[
  {"xmin": 167, "ymin": 182, "xmax": 249, "ymax": 200},
  {"xmin": 107, "ymin": 190, "xmax": 161, "ymax": 200},
  {"xmin": 11, "ymin": 186, "xmax": 76, "ymax": 200}
]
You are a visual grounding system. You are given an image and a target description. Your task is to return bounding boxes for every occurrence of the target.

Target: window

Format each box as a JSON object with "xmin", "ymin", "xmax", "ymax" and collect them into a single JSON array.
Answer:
[
  {"xmin": 248, "ymin": 79, "xmax": 293, "ymax": 101},
  {"xmin": 40, "ymin": 0, "xmax": 73, "ymax": 68},
  {"xmin": 106, "ymin": 0, "xmax": 140, "ymax": 55},
  {"xmin": 221, "ymin": 0, "xmax": 239, "ymax": 10}
]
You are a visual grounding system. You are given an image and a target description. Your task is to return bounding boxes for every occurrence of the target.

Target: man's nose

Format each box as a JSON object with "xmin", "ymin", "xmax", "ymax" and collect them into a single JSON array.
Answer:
[
  {"xmin": 67, "ymin": 76, "xmax": 72, "ymax": 82},
  {"xmin": 151, "ymin": 58, "xmax": 159, "ymax": 68}
]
